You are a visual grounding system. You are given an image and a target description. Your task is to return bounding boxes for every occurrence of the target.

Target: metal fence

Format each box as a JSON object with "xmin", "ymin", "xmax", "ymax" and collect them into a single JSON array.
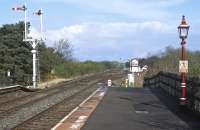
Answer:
[{"xmin": 144, "ymin": 72, "xmax": 200, "ymax": 114}]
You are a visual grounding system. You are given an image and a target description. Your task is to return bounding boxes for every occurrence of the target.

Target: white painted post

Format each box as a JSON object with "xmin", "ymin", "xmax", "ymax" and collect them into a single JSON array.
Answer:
[
  {"xmin": 40, "ymin": 9, "xmax": 43, "ymax": 39},
  {"xmin": 31, "ymin": 45, "xmax": 37, "ymax": 89},
  {"xmin": 37, "ymin": 48, "xmax": 40, "ymax": 83},
  {"xmin": 38, "ymin": 9, "xmax": 43, "ymax": 83},
  {"xmin": 129, "ymin": 61, "xmax": 132, "ymax": 72},
  {"xmin": 128, "ymin": 73, "xmax": 134, "ymax": 87},
  {"xmin": 24, "ymin": 4, "xmax": 27, "ymax": 40},
  {"xmin": 7, "ymin": 70, "xmax": 11, "ymax": 77},
  {"xmin": 125, "ymin": 79, "xmax": 128, "ymax": 88},
  {"xmin": 133, "ymin": 72, "xmax": 135, "ymax": 87},
  {"xmin": 107, "ymin": 79, "xmax": 112, "ymax": 87}
]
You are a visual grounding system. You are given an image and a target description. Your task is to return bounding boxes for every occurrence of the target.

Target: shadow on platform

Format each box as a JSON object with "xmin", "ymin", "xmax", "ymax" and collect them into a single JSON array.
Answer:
[{"xmin": 149, "ymin": 87, "xmax": 200, "ymax": 130}]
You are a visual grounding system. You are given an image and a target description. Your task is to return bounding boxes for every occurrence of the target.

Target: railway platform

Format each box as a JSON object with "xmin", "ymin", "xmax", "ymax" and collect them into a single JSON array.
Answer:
[
  {"xmin": 52, "ymin": 87, "xmax": 200, "ymax": 130},
  {"xmin": 82, "ymin": 87, "xmax": 200, "ymax": 130}
]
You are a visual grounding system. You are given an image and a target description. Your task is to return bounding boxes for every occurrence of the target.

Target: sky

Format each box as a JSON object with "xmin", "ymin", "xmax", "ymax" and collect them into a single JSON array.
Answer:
[{"xmin": 0, "ymin": 0, "xmax": 200, "ymax": 61}]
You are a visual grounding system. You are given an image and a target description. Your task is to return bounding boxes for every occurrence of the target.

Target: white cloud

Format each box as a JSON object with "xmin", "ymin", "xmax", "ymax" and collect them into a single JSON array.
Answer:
[
  {"xmin": 46, "ymin": 25, "xmax": 85, "ymax": 42},
  {"xmin": 45, "ymin": 21, "xmax": 173, "ymax": 42},
  {"xmin": 41, "ymin": 21, "xmax": 175, "ymax": 60}
]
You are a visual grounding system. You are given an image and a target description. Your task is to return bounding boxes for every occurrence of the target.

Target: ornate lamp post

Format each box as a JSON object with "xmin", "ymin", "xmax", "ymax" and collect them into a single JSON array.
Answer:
[{"xmin": 178, "ymin": 15, "xmax": 190, "ymax": 105}]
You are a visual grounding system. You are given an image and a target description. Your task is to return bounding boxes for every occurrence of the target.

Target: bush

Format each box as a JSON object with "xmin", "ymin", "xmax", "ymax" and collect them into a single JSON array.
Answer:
[{"xmin": 54, "ymin": 61, "xmax": 118, "ymax": 78}]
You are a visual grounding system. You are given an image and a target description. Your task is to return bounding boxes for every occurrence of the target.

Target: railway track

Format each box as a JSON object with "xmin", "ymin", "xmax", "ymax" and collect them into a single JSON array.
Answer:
[
  {"xmin": 13, "ymin": 82, "xmax": 98, "ymax": 130},
  {"xmin": 0, "ymin": 70, "xmax": 125, "ymax": 130},
  {"xmin": 0, "ymin": 73, "xmax": 104, "ymax": 113},
  {"xmin": 0, "ymin": 90, "xmax": 30, "ymax": 104},
  {"xmin": 0, "ymin": 85, "xmax": 22, "ymax": 94}
]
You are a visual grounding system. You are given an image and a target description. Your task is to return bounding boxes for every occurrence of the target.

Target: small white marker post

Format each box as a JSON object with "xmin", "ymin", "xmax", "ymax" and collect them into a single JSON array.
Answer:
[{"xmin": 107, "ymin": 79, "xmax": 112, "ymax": 87}]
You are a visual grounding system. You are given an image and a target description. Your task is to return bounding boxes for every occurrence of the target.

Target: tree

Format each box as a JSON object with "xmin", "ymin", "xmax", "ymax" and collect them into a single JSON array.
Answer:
[
  {"xmin": 0, "ymin": 22, "xmax": 70, "ymax": 84},
  {"xmin": 54, "ymin": 39, "xmax": 73, "ymax": 60},
  {"xmin": 141, "ymin": 46, "xmax": 200, "ymax": 77},
  {"xmin": 0, "ymin": 22, "xmax": 32, "ymax": 84}
]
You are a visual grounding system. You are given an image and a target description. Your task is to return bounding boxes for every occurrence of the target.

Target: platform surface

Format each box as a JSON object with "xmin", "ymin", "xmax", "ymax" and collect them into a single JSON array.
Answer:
[{"xmin": 81, "ymin": 87, "xmax": 200, "ymax": 130}]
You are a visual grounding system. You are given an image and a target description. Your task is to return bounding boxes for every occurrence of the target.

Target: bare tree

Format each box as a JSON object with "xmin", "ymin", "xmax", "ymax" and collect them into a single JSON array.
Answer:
[{"xmin": 54, "ymin": 39, "xmax": 73, "ymax": 60}]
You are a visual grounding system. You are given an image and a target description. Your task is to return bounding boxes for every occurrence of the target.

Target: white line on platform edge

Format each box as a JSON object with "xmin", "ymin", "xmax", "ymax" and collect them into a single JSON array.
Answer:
[
  {"xmin": 51, "ymin": 87, "xmax": 104, "ymax": 130},
  {"xmin": 99, "ymin": 92, "xmax": 105, "ymax": 97},
  {"xmin": 70, "ymin": 116, "xmax": 88, "ymax": 129}
]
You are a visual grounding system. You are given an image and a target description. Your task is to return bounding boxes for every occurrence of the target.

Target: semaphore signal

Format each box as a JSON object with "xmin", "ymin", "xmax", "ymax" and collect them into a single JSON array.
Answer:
[
  {"xmin": 12, "ymin": 5, "xmax": 27, "ymax": 11},
  {"xmin": 12, "ymin": 3, "xmax": 44, "ymax": 89}
]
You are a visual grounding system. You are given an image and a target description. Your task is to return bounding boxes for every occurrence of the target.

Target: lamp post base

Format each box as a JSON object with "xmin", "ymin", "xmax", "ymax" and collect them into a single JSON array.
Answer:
[{"xmin": 179, "ymin": 98, "xmax": 187, "ymax": 106}]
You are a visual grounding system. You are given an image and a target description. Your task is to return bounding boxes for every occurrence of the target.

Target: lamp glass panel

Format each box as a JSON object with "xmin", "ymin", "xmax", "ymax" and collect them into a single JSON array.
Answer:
[{"xmin": 180, "ymin": 28, "xmax": 188, "ymax": 38}]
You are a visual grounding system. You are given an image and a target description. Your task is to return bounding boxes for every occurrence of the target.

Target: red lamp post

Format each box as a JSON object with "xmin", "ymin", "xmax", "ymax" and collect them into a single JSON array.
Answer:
[{"xmin": 178, "ymin": 15, "xmax": 190, "ymax": 105}]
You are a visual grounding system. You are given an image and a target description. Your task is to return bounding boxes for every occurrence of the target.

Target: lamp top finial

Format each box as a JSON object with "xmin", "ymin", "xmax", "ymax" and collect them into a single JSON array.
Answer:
[{"xmin": 181, "ymin": 15, "xmax": 187, "ymax": 25}]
